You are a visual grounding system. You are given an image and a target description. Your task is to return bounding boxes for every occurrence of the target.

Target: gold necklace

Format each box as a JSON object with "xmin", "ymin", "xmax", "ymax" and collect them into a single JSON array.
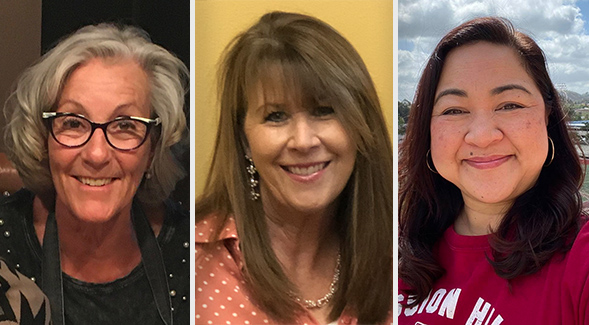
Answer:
[{"xmin": 293, "ymin": 252, "xmax": 341, "ymax": 309}]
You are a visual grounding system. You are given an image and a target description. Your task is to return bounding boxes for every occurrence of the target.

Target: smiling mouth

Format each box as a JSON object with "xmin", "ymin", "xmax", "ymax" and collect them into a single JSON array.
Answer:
[
  {"xmin": 283, "ymin": 162, "xmax": 328, "ymax": 176},
  {"xmin": 76, "ymin": 177, "xmax": 114, "ymax": 187}
]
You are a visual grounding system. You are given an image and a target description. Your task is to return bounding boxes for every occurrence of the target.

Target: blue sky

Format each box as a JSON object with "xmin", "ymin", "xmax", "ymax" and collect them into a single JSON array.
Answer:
[{"xmin": 399, "ymin": 0, "xmax": 589, "ymax": 100}]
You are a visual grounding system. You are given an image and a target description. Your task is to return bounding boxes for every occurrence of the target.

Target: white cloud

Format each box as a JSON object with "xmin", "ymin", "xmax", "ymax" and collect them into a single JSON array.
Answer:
[{"xmin": 399, "ymin": 0, "xmax": 589, "ymax": 100}]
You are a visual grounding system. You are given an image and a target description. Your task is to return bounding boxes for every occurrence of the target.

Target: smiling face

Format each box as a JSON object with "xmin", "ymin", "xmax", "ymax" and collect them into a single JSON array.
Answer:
[
  {"xmin": 243, "ymin": 81, "xmax": 356, "ymax": 216},
  {"xmin": 48, "ymin": 57, "xmax": 152, "ymax": 223},
  {"xmin": 430, "ymin": 42, "xmax": 548, "ymax": 211}
]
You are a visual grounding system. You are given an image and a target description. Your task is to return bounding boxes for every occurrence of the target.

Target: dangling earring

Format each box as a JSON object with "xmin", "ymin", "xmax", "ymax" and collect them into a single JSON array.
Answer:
[
  {"xmin": 426, "ymin": 149, "xmax": 438, "ymax": 174},
  {"xmin": 245, "ymin": 155, "xmax": 260, "ymax": 201},
  {"xmin": 544, "ymin": 137, "xmax": 555, "ymax": 167},
  {"xmin": 145, "ymin": 170, "xmax": 152, "ymax": 180}
]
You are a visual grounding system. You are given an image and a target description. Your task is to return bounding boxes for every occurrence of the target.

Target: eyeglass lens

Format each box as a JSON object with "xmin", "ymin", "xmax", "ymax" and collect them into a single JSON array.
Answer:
[{"xmin": 51, "ymin": 115, "xmax": 149, "ymax": 150}]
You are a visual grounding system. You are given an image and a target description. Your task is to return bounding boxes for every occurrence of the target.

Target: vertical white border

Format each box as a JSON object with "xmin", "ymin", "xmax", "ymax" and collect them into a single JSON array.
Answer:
[
  {"xmin": 189, "ymin": 0, "xmax": 196, "ymax": 324},
  {"xmin": 393, "ymin": 0, "xmax": 399, "ymax": 323}
]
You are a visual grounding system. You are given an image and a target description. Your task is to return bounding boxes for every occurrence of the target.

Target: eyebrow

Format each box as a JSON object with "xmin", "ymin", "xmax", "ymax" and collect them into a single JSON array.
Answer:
[
  {"xmin": 434, "ymin": 84, "xmax": 532, "ymax": 105},
  {"xmin": 254, "ymin": 102, "xmax": 285, "ymax": 112},
  {"xmin": 490, "ymin": 84, "xmax": 532, "ymax": 95},
  {"xmin": 58, "ymin": 99, "xmax": 138, "ymax": 117},
  {"xmin": 434, "ymin": 89, "xmax": 467, "ymax": 105}
]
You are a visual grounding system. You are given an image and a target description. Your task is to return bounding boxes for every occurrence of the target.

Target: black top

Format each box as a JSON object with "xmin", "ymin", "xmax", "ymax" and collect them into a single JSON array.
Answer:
[{"xmin": 0, "ymin": 189, "xmax": 189, "ymax": 325}]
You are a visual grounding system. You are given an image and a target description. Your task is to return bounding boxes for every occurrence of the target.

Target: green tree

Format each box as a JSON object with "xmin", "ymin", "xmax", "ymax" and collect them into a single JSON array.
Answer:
[{"xmin": 398, "ymin": 100, "xmax": 411, "ymax": 136}]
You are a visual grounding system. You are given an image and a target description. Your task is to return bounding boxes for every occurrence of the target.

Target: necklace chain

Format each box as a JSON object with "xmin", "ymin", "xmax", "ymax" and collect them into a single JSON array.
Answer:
[{"xmin": 293, "ymin": 252, "xmax": 341, "ymax": 309}]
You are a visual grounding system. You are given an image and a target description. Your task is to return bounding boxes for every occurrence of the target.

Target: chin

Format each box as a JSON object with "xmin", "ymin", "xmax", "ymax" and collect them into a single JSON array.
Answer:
[{"xmin": 70, "ymin": 202, "xmax": 122, "ymax": 224}]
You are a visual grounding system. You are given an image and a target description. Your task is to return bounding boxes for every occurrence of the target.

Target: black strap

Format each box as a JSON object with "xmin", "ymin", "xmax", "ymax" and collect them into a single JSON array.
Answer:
[
  {"xmin": 41, "ymin": 202, "xmax": 173, "ymax": 325},
  {"xmin": 41, "ymin": 211, "xmax": 64, "ymax": 325},
  {"xmin": 132, "ymin": 201, "xmax": 173, "ymax": 325}
]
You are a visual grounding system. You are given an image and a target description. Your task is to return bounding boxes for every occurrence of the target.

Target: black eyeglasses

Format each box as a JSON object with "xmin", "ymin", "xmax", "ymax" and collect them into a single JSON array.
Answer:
[{"xmin": 42, "ymin": 112, "xmax": 161, "ymax": 151}]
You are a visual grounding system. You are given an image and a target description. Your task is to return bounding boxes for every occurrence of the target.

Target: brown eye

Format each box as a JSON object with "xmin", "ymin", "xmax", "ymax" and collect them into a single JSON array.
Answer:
[
  {"xmin": 499, "ymin": 103, "xmax": 524, "ymax": 111},
  {"xmin": 441, "ymin": 108, "xmax": 466, "ymax": 115}
]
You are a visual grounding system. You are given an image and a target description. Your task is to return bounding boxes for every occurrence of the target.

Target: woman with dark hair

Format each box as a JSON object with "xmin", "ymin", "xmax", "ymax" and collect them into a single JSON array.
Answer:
[
  {"xmin": 398, "ymin": 17, "xmax": 589, "ymax": 324},
  {"xmin": 195, "ymin": 11, "xmax": 394, "ymax": 324}
]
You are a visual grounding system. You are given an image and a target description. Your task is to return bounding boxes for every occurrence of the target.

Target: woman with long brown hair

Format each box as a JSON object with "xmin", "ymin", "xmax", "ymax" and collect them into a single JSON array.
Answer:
[
  {"xmin": 399, "ymin": 17, "xmax": 589, "ymax": 324},
  {"xmin": 195, "ymin": 11, "xmax": 394, "ymax": 324}
]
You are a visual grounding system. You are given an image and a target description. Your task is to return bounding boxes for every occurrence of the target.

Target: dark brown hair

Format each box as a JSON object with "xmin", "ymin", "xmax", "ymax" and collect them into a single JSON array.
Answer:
[
  {"xmin": 399, "ymin": 17, "xmax": 583, "ymax": 304},
  {"xmin": 196, "ymin": 11, "xmax": 394, "ymax": 323}
]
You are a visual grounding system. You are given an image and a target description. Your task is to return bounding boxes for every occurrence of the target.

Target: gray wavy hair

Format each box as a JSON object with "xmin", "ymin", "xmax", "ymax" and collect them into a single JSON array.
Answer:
[{"xmin": 3, "ymin": 23, "xmax": 188, "ymax": 205}]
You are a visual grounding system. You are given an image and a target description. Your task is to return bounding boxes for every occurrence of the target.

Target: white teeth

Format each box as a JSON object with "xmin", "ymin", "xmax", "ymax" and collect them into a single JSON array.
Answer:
[
  {"xmin": 78, "ymin": 177, "xmax": 113, "ymax": 186},
  {"xmin": 287, "ymin": 163, "xmax": 326, "ymax": 176}
]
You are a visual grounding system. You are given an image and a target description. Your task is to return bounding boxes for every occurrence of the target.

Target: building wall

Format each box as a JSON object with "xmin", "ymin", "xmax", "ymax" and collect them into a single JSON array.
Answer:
[{"xmin": 0, "ymin": 0, "xmax": 42, "ymax": 151}]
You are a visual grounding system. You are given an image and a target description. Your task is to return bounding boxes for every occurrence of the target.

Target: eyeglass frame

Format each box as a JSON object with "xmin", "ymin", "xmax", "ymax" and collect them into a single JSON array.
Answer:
[{"xmin": 42, "ymin": 112, "xmax": 161, "ymax": 151}]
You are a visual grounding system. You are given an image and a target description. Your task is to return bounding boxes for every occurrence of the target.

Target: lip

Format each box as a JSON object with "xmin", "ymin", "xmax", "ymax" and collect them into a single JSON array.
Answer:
[
  {"xmin": 463, "ymin": 155, "xmax": 512, "ymax": 169},
  {"xmin": 281, "ymin": 161, "xmax": 330, "ymax": 182},
  {"xmin": 74, "ymin": 176, "xmax": 118, "ymax": 187}
]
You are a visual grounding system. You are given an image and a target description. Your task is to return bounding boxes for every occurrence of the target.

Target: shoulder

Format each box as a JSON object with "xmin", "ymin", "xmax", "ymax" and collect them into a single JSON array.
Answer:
[
  {"xmin": 195, "ymin": 212, "xmax": 237, "ymax": 245},
  {"xmin": 0, "ymin": 189, "xmax": 40, "ymax": 276},
  {"xmin": 159, "ymin": 199, "xmax": 190, "ymax": 321},
  {"xmin": 0, "ymin": 188, "xmax": 33, "ymax": 211},
  {"xmin": 164, "ymin": 199, "xmax": 189, "ymax": 224},
  {"xmin": 563, "ymin": 220, "xmax": 589, "ymax": 272},
  {"xmin": 560, "ymin": 220, "xmax": 589, "ymax": 322}
]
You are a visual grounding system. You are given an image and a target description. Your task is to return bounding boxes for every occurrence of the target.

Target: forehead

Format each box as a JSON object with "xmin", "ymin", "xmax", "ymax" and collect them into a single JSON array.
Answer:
[
  {"xmin": 59, "ymin": 57, "xmax": 150, "ymax": 118},
  {"xmin": 437, "ymin": 42, "xmax": 536, "ymax": 93}
]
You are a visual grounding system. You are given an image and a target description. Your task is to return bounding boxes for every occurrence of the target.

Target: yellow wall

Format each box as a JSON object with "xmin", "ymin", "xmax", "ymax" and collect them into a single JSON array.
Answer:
[{"xmin": 195, "ymin": 0, "xmax": 394, "ymax": 195}]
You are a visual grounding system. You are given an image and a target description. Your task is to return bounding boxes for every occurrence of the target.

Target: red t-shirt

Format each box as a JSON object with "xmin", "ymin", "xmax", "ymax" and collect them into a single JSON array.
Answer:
[
  {"xmin": 398, "ymin": 222, "xmax": 589, "ymax": 324},
  {"xmin": 196, "ymin": 214, "xmax": 395, "ymax": 324}
]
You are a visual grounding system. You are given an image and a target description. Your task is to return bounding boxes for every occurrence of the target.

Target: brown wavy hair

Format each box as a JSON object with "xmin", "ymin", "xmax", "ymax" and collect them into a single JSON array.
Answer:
[
  {"xmin": 399, "ymin": 17, "xmax": 584, "ymax": 305},
  {"xmin": 196, "ymin": 11, "xmax": 394, "ymax": 323}
]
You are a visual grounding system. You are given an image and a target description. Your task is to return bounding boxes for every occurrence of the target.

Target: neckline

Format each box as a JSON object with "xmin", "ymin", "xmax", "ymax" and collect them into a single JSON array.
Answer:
[{"xmin": 443, "ymin": 225, "xmax": 491, "ymax": 251}]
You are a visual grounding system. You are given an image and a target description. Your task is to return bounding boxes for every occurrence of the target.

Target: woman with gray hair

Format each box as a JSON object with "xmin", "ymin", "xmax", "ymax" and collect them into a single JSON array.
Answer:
[{"xmin": 1, "ymin": 23, "xmax": 189, "ymax": 324}]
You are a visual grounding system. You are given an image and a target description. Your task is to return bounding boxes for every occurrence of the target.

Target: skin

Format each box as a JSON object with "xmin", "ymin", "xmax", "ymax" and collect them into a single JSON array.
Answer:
[
  {"xmin": 243, "ymin": 81, "xmax": 356, "ymax": 322},
  {"xmin": 430, "ymin": 42, "xmax": 549, "ymax": 236},
  {"xmin": 34, "ymin": 57, "xmax": 160, "ymax": 282}
]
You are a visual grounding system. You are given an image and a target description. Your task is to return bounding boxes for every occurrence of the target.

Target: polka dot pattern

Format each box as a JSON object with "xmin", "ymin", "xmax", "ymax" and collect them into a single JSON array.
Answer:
[{"xmin": 195, "ymin": 214, "xmax": 394, "ymax": 324}]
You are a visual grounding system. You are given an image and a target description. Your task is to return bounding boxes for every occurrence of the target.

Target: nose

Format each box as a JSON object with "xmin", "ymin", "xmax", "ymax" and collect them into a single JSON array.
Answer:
[
  {"xmin": 464, "ymin": 112, "xmax": 503, "ymax": 148},
  {"xmin": 287, "ymin": 115, "xmax": 321, "ymax": 152},
  {"xmin": 80, "ymin": 129, "xmax": 112, "ymax": 168}
]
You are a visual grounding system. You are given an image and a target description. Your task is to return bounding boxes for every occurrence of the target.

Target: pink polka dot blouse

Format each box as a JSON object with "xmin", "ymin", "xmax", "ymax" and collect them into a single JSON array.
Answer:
[{"xmin": 195, "ymin": 214, "xmax": 369, "ymax": 325}]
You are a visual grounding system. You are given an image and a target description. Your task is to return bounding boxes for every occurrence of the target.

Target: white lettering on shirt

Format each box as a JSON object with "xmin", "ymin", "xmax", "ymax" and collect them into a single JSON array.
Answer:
[
  {"xmin": 438, "ymin": 288, "xmax": 461, "ymax": 319},
  {"xmin": 466, "ymin": 298, "xmax": 503, "ymax": 325},
  {"xmin": 425, "ymin": 288, "xmax": 447, "ymax": 313},
  {"xmin": 399, "ymin": 289, "xmax": 504, "ymax": 324}
]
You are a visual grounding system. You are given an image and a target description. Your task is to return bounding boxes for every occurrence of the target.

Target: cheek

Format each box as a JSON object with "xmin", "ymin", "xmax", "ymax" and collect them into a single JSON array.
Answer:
[
  {"xmin": 430, "ymin": 121, "xmax": 462, "ymax": 159},
  {"xmin": 514, "ymin": 115, "xmax": 548, "ymax": 158},
  {"xmin": 126, "ymin": 150, "xmax": 151, "ymax": 177},
  {"xmin": 47, "ymin": 142, "xmax": 74, "ymax": 177},
  {"xmin": 244, "ymin": 126, "xmax": 283, "ymax": 163}
]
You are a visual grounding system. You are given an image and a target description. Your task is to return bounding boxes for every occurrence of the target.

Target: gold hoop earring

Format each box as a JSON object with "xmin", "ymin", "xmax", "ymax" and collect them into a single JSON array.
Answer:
[
  {"xmin": 426, "ymin": 149, "xmax": 438, "ymax": 174},
  {"xmin": 544, "ymin": 137, "xmax": 555, "ymax": 167}
]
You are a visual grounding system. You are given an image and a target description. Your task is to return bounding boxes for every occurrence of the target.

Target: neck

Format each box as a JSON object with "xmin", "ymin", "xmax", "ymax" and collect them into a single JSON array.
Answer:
[
  {"xmin": 33, "ymin": 196, "xmax": 164, "ymax": 283},
  {"xmin": 455, "ymin": 197, "xmax": 510, "ymax": 235},
  {"xmin": 262, "ymin": 199, "xmax": 340, "ymax": 323},
  {"xmin": 264, "ymin": 202, "xmax": 339, "ymax": 271}
]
